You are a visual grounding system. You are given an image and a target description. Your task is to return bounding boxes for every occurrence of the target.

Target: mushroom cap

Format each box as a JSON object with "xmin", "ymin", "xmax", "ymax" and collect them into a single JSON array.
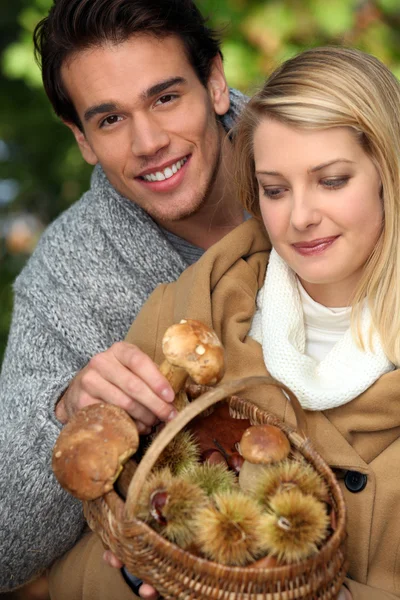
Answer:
[
  {"xmin": 239, "ymin": 424, "xmax": 290, "ymax": 465},
  {"xmin": 52, "ymin": 403, "xmax": 139, "ymax": 501},
  {"xmin": 162, "ymin": 319, "xmax": 225, "ymax": 385}
]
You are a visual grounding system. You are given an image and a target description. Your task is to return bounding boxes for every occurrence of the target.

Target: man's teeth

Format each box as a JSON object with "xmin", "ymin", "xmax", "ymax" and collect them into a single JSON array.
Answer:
[{"xmin": 142, "ymin": 158, "xmax": 187, "ymax": 182}]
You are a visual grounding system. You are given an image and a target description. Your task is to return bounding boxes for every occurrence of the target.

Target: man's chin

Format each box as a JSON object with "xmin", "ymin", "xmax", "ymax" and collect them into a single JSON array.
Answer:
[{"xmin": 146, "ymin": 199, "xmax": 207, "ymax": 225}]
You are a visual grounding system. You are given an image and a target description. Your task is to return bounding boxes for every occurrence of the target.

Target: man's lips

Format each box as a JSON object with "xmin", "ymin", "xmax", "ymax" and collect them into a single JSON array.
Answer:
[
  {"xmin": 136, "ymin": 155, "xmax": 189, "ymax": 179},
  {"xmin": 292, "ymin": 236, "xmax": 339, "ymax": 255},
  {"xmin": 136, "ymin": 155, "xmax": 191, "ymax": 193}
]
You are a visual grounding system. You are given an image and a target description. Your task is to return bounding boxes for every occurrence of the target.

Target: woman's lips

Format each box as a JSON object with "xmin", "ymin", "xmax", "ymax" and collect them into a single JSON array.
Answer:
[{"xmin": 292, "ymin": 236, "xmax": 339, "ymax": 256}]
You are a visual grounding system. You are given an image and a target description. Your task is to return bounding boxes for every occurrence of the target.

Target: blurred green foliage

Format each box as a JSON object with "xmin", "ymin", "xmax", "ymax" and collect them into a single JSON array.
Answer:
[{"xmin": 1, "ymin": 0, "xmax": 400, "ymax": 363}]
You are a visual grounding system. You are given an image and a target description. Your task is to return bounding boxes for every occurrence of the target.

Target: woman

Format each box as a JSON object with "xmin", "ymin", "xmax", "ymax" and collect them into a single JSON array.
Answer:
[{"xmin": 49, "ymin": 47, "xmax": 400, "ymax": 599}]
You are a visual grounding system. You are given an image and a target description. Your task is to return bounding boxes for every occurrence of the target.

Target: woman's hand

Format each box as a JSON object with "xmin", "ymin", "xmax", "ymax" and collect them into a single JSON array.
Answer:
[
  {"xmin": 103, "ymin": 550, "xmax": 159, "ymax": 599},
  {"xmin": 337, "ymin": 586, "xmax": 352, "ymax": 600}
]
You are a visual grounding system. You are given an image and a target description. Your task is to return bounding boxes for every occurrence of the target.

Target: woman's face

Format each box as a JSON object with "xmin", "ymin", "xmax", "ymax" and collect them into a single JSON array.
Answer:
[{"xmin": 253, "ymin": 119, "xmax": 383, "ymax": 306}]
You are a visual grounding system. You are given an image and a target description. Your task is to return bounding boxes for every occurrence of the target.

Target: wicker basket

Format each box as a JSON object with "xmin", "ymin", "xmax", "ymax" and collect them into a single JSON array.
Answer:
[{"xmin": 83, "ymin": 375, "xmax": 348, "ymax": 600}]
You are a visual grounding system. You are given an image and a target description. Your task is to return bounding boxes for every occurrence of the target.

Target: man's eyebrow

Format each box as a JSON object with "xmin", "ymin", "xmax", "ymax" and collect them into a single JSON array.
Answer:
[
  {"xmin": 256, "ymin": 159, "xmax": 355, "ymax": 177},
  {"xmin": 83, "ymin": 77, "xmax": 187, "ymax": 123},
  {"xmin": 84, "ymin": 103, "xmax": 118, "ymax": 123},
  {"xmin": 141, "ymin": 76, "xmax": 187, "ymax": 100}
]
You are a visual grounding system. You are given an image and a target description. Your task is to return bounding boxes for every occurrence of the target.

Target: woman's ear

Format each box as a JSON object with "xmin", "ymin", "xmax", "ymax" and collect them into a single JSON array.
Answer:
[
  {"xmin": 63, "ymin": 121, "xmax": 98, "ymax": 165},
  {"xmin": 207, "ymin": 54, "xmax": 230, "ymax": 117}
]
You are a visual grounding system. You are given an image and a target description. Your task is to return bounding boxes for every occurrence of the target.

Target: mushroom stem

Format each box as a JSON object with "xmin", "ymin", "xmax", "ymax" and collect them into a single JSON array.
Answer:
[
  {"xmin": 239, "ymin": 461, "xmax": 270, "ymax": 494},
  {"xmin": 159, "ymin": 360, "xmax": 188, "ymax": 394}
]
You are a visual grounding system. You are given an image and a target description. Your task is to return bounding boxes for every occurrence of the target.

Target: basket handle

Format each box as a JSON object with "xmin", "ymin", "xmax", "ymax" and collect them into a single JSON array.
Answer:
[{"xmin": 124, "ymin": 375, "xmax": 307, "ymax": 520}]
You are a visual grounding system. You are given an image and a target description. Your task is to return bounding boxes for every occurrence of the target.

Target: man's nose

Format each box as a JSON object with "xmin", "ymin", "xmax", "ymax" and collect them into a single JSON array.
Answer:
[
  {"xmin": 290, "ymin": 191, "xmax": 322, "ymax": 231},
  {"xmin": 131, "ymin": 115, "xmax": 170, "ymax": 157}
]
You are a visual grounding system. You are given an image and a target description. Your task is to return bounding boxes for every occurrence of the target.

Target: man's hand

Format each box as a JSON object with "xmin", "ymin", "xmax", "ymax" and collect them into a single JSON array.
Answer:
[{"xmin": 55, "ymin": 342, "xmax": 176, "ymax": 432}]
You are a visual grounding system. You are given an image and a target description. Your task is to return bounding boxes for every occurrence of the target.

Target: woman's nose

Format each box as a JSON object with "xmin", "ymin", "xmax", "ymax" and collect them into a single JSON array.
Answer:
[{"xmin": 290, "ymin": 192, "xmax": 322, "ymax": 231}]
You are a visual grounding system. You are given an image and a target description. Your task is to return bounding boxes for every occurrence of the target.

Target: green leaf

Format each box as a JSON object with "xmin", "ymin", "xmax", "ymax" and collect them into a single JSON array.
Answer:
[
  {"xmin": 242, "ymin": 1, "xmax": 297, "ymax": 53},
  {"xmin": 310, "ymin": 0, "xmax": 355, "ymax": 36},
  {"xmin": 2, "ymin": 41, "xmax": 42, "ymax": 87},
  {"xmin": 222, "ymin": 40, "xmax": 262, "ymax": 91},
  {"xmin": 377, "ymin": 0, "xmax": 400, "ymax": 14}
]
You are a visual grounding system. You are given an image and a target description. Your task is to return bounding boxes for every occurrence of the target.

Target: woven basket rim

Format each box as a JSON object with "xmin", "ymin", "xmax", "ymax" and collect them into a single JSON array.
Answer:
[{"xmin": 84, "ymin": 386, "xmax": 347, "ymax": 588}]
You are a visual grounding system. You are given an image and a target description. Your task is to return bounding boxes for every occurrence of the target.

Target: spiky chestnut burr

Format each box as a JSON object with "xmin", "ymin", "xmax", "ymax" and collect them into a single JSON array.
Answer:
[
  {"xmin": 136, "ymin": 468, "xmax": 208, "ymax": 548},
  {"xmin": 182, "ymin": 462, "xmax": 237, "ymax": 497},
  {"xmin": 152, "ymin": 430, "xmax": 200, "ymax": 476},
  {"xmin": 252, "ymin": 460, "xmax": 329, "ymax": 508},
  {"xmin": 260, "ymin": 488, "xmax": 329, "ymax": 563},
  {"xmin": 193, "ymin": 490, "xmax": 269, "ymax": 566}
]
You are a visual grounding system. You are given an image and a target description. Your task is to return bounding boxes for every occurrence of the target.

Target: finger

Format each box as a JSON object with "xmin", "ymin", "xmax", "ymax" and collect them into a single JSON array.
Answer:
[
  {"xmin": 86, "ymin": 354, "xmax": 177, "ymax": 422},
  {"xmin": 103, "ymin": 550, "xmax": 123, "ymax": 569},
  {"xmin": 136, "ymin": 423, "xmax": 153, "ymax": 435},
  {"xmin": 114, "ymin": 373, "xmax": 176, "ymax": 422},
  {"xmin": 80, "ymin": 369, "xmax": 163, "ymax": 425},
  {"xmin": 112, "ymin": 342, "xmax": 175, "ymax": 401},
  {"xmin": 139, "ymin": 583, "xmax": 160, "ymax": 599}
]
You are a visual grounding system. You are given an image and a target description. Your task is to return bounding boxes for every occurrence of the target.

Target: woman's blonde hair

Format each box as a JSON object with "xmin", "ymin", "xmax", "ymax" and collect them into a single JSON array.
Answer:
[{"xmin": 234, "ymin": 46, "xmax": 400, "ymax": 364}]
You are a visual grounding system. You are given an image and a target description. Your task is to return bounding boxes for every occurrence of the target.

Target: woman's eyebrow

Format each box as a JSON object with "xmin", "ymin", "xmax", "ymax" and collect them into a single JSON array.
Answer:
[
  {"xmin": 309, "ymin": 159, "xmax": 355, "ymax": 173},
  {"xmin": 256, "ymin": 159, "xmax": 355, "ymax": 177}
]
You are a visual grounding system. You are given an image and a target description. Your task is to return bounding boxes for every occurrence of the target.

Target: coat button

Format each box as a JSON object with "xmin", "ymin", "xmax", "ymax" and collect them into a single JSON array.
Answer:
[{"xmin": 344, "ymin": 470, "xmax": 367, "ymax": 493}]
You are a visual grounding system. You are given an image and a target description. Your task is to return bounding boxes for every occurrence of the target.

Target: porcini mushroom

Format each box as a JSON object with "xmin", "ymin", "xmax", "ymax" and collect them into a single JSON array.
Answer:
[
  {"xmin": 52, "ymin": 403, "xmax": 139, "ymax": 501},
  {"xmin": 159, "ymin": 319, "xmax": 225, "ymax": 393},
  {"xmin": 238, "ymin": 424, "xmax": 291, "ymax": 495}
]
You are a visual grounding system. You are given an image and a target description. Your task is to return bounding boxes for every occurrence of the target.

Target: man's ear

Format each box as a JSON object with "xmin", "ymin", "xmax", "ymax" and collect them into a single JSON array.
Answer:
[
  {"xmin": 63, "ymin": 121, "xmax": 98, "ymax": 165},
  {"xmin": 207, "ymin": 54, "xmax": 230, "ymax": 117}
]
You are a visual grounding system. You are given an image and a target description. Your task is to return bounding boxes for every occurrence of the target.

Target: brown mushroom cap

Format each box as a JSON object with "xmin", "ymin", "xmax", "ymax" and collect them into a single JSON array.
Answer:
[
  {"xmin": 239, "ymin": 424, "xmax": 290, "ymax": 465},
  {"xmin": 161, "ymin": 319, "xmax": 225, "ymax": 385},
  {"xmin": 52, "ymin": 403, "xmax": 139, "ymax": 501}
]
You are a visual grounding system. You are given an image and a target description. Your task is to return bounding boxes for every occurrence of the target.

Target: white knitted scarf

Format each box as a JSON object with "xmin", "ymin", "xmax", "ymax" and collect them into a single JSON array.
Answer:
[{"xmin": 249, "ymin": 249, "xmax": 394, "ymax": 411}]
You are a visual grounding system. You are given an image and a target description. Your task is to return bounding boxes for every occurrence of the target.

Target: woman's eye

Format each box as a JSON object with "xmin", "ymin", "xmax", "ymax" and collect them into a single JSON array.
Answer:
[
  {"xmin": 100, "ymin": 115, "xmax": 122, "ymax": 128},
  {"xmin": 262, "ymin": 187, "xmax": 286, "ymax": 199},
  {"xmin": 321, "ymin": 177, "xmax": 350, "ymax": 189}
]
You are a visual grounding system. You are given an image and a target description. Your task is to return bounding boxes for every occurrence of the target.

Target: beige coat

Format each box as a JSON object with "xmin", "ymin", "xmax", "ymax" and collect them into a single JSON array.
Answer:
[{"xmin": 49, "ymin": 218, "xmax": 400, "ymax": 600}]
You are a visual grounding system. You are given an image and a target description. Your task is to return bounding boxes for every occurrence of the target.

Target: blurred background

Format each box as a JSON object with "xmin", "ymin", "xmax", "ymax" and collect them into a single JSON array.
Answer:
[{"xmin": 1, "ymin": 0, "xmax": 400, "ymax": 597}]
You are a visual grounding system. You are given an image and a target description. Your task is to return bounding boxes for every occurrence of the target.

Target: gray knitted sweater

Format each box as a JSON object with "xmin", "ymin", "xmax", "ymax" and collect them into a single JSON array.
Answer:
[{"xmin": 0, "ymin": 90, "xmax": 246, "ymax": 591}]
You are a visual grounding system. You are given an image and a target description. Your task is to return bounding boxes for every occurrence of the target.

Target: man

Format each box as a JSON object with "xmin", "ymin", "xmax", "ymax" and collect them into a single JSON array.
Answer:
[{"xmin": 0, "ymin": 0, "xmax": 246, "ymax": 594}]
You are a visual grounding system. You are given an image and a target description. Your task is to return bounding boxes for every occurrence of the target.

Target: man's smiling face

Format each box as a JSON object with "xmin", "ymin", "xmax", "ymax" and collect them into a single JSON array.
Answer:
[{"xmin": 61, "ymin": 34, "xmax": 230, "ymax": 223}]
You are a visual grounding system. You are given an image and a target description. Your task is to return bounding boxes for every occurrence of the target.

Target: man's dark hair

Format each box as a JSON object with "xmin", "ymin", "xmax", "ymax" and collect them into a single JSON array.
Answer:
[{"xmin": 33, "ymin": 0, "xmax": 222, "ymax": 129}]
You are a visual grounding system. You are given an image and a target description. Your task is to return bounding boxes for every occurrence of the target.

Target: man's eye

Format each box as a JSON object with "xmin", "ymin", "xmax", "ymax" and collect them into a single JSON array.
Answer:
[
  {"xmin": 155, "ymin": 94, "xmax": 177, "ymax": 106},
  {"xmin": 100, "ymin": 115, "xmax": 122, "ymax": 128}
]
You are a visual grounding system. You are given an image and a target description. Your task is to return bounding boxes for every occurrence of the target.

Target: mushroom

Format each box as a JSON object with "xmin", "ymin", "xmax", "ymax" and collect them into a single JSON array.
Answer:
[
  {"xmin": 159, "ymin": 319, "xmax": 225, "ymax": 394},
  {"xmin": 238, "ymin": 424, "xmax": 291, "ymax": 495},
  {"xmin": 52, "ymin": 403, "xmax": 139, "ymax": 501}
]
